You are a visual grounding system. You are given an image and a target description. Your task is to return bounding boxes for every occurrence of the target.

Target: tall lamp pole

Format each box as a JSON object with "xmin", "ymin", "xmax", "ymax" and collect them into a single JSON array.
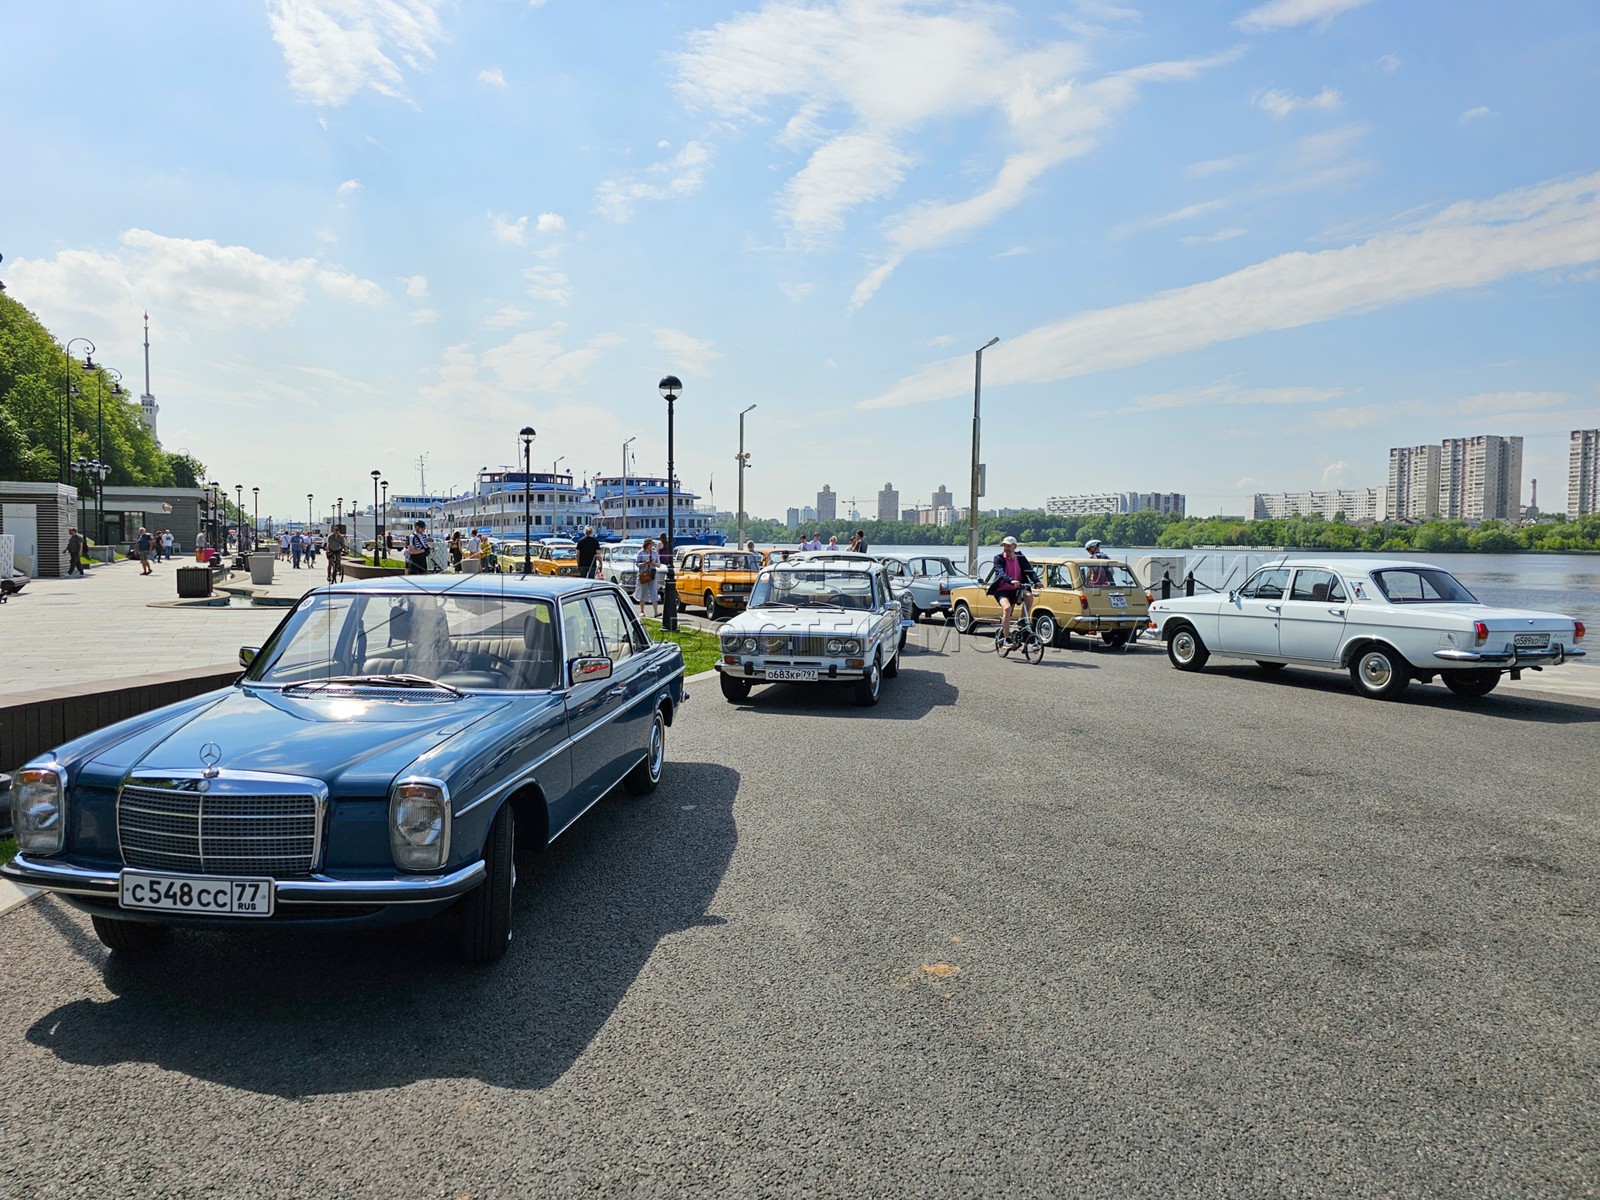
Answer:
[
  {"xmin": 208, "ymin": 481, "xmax": 220, "ymax": 551},
  {"xmin": 621, "ymin": 436, "xmax": 636, "ymax": 539},
  {"xmin": 659, "ymin": 376, "xmax": 682, "ymax": 631},
  {"xmin": 519, "ymin": 427, "xmax": 536, "ymax": 574},
  {"xmin": 551, "ymin": 456, "xmax": 565, "ymax": 537},
  {"xmin": 64, "ymin": 338, "xmax": 95, "ymax": 482},
  {"xmin": 253, "ymin": 488, "xmax": 260, "ymax": 548},
  {"xmin": 369, "ymin": 470, "xmax": 381, "ymax": 560},
  {"xmin": 736, "ymin": 403, "xmax": 756, "ymax": 551},
  {"xmin": 381, "ymin": 480, "xmax": 389, "ymax": 545},
  {"xmin": 235, "ymin": 486, "xmax": 244, "ymax": 551},
  {"xmin": 967, "ymin": 337, "xmax": 999, "ymax": 575}
]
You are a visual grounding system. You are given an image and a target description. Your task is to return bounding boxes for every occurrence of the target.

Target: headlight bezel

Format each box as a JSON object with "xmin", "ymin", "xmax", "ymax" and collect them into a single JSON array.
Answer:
[
  {"xmin": 13, "ymin": 763, "xmax": 68, "ymax": 855},
  {"xmin": 389, "ymin": 777, "xmax": 452, "ymax": 871}
]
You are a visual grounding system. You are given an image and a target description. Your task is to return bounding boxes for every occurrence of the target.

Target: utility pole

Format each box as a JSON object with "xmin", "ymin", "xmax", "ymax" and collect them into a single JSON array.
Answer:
[{"xmin": 736, "ymin": 404, "xmax": 756, "ymax": 550}]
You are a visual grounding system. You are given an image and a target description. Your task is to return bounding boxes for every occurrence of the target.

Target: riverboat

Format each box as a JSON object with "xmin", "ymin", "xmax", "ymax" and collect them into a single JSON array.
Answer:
[
  {"xmin": 441, "ymin": 468, "xmax": 603, "ymax": 542},
  {"xmin": 593, "ymin": 474, "xmax": 726, "ymax": 546}
]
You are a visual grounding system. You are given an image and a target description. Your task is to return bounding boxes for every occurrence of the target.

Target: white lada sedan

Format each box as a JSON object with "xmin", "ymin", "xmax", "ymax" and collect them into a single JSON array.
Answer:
[
  {"xmin": 1148, "ymin": 558, "xmax": 1585, "ymax": 699},
  {"xmin": 716, "ymin": 559, "xmax": 910, "ymax": 706}
]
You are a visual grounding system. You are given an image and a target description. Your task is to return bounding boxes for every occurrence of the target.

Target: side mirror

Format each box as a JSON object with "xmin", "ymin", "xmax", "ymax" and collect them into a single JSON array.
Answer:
[
  {"xmin": 239, "ymin": 646, "xmax": 259, "ymax": 668},
  {"xmin": 568, "ymin": 656, "xmax": 613, "ymax": 687}
]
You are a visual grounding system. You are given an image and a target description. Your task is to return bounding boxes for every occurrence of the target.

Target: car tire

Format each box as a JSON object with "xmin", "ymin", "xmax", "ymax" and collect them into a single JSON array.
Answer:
[
  {"xmin": 854, "ymin": 654, "xmax": 882, "ymax": 706},
  {"xmin": 1350, "ymin": 644, "xmax": 1410, "ymax": 700},
  {"xmin": 1101, "ymin": 629, "xmax": 1131, "ymax": 649},
  {"xmin": 1034, "ymin": 611, "xmax": 1059, "ymax": 647},
  {"xmin": 704, "ymin": 590, "xmax": 717, "ymax": 617},
  {"xmin": 91, "ymin": 915, "xmax": 168, "ymax": 954},
  {"xmin": 1166, "ymin": 624, "xmax": 1209, "ymax": 672},
  {"xmin": 623, "ymin": 707, "xmax": 666, "ymax": 794},
  {"xmin": 1255, "ymin": 660, "xmax": 1287, "ymax": 672},
  {"xmin": 884, "ymin": 644, "xmax": 900, "ymax": 677},
  {"xmin": 908, "ymin": 601, "xmax": 922, "ymax": 623},
  {"xmin": 456, "ymin": 803, "xmax": 515, "ymax": 965},
  {"xmin": 1443, "ymin": 669, "xmax": 1500, "ymax": 699},
  {"xmin": 720, "ymin": 673, "xmax": 751, "ymax": 703},
  {"xmin": 953, "ymin": 602, "xmax": 974, "ymax": 634}
]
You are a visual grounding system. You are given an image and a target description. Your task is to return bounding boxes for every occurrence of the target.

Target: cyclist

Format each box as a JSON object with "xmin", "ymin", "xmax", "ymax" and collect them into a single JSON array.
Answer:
[
  {"xmin": 1083, "ymin": 537, "xmax": 1112, "ymax": 586},
  {"xmin": 987, "ymin": 536, "xmax": 1037, "ymax": 655},
  {"xmin": 325, "ymin": 523, "xmax": 347, "ymax": 583}
]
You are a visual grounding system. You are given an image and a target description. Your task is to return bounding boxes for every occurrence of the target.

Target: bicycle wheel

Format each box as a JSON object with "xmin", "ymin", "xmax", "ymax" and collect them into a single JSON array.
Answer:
[
  {"xmin": 993, "ymin": 629, "xmax": 1010, "ymax": 656},
  {"xmin": 1021, "ymin": 630, "xmax": 1045, "ymax": 664}
]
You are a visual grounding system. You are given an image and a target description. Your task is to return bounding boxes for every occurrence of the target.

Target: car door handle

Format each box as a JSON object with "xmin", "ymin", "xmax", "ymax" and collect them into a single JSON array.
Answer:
[
  {"xmin": 1328, "ymin": 608, "xmax": 1345, "ymax": 617},
  {"xmin": 607, "ymin": 686, "xmax": 627, "ymax": 697},
  {"xmin": 1265, "ymin": 604, "xmax": 1281, "ymax": 613}
]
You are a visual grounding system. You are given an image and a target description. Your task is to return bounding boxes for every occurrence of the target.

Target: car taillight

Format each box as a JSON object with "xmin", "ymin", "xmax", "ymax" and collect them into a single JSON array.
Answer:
[
  {"xmin": 1474, "ymin": 621, "xmax": 1489, "ymax": 645},
  {"xmin": 1576, "ymin": 620, "xmax": 1586, "ymax": 642},
  {"xmin": 1079, "ymin": 594, "xmax": 1089, "ymax": 611},
  {"xmin": 939, "ymin": 584, "xmax": 950, "ymax": 596},
  {"xmin": 1146, "ymin": 592, "xmax": 1154, "ymax": 603}
]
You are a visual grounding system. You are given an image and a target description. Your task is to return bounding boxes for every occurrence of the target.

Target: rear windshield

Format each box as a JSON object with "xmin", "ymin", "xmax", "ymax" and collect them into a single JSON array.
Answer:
[{"xmin": 1371, "ymin": 568, "xmax": 1479, "ymax": 604}]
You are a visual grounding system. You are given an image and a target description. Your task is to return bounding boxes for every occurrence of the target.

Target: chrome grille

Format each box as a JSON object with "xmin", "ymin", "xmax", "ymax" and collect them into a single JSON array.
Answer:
[
  {"xmin": 118, "ymin": 785, "xmax": 321, "ymax": 878},
  {"xmin": 759, "ymin": 633, "xmax": 833, "ymax": 655}
]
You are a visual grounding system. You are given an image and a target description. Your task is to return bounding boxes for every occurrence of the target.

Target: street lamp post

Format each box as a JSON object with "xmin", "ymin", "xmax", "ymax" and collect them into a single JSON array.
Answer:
[
  {"xmin": 64, "ymin": 338, "xmax": 95, "ymax": 482},
  {"xmin": 100, "ymin": 368, "xmax": 121, "ymax": 545},
  {"xmin": 253, "ymin": 488, "xmax": 260, "ymax": 549},
  {"xmin": 370, "ymin": 471, "xmax": 382, "ymax": 560},
  {"xmin": 381, "ymin": 480, "xmax": 389, "ymax": 538},
  {"xmin": 519, "ymin": 427, "xmax": 536, "ymax": 574},
  {"xmin": 967, "ymin": 337, "xmax": 999, "ymax": 576},
  {"xmin": 236, "ymin": 486, "xmax": 244, "ymax": 551},
  {"xmin": 208, "ymin": 481, "xmax": 220, "ymax": 551},
  {"xmin": 621, "ymin": 436, "xmax": 636, "ymax": 539},
  {"xmin": 736, "ymin": 403, "xmax": 756, "ymax": 552},
  {"xmin": 659, "ymin": 376, "xmax": 682, "ymax": 631},
  {"xmin": 551, "ymin": 456, "xmax": 565, "ymax": 537}
]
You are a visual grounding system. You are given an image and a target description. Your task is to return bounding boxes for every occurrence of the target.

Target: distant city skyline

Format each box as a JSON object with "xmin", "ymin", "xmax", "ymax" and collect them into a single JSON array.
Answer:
[{"xmin": 3, "ymin": 3, "xmax": 1596, "ymax": 518}]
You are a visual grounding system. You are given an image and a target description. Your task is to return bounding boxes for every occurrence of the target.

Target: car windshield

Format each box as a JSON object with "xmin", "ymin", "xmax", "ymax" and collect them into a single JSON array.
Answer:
[
  {"xmin": 246, "ymin": 590, "xmax": 561, "ymax": 691},
  {"xmin": 701, "ymin": 553, "xmax": 761, "ymax": 571},
  {"xmin": 750, "ymin": 569, "xmax": 877, "ymax": 610},
  {"xmin": 544, "ymin": 544, "xmax": 576, "ymax": 560},
  {"xmin": 1371, "ymin": 568, "xmax": 1479, "ymax": 604}
]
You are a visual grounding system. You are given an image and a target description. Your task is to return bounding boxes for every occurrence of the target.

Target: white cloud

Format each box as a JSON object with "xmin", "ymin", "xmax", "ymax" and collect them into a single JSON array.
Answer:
[
  {"xmin": 1255, "ymin": 87, "xmax": 1343, "ymax": 118},
  {"xmin": 478, "ymin": 66, "xmax": 505, "ymax": 86},
  {"xmin": 1319, "ymin": 460, "xmax": 1350, "ymax": 488},
  {"xmin": 926, "ymin": 335, "xmax": 955, "ymax": 347},
  {"xmin": 313, "ymin": 228, "xmax": 338, "ymax": 243},
  {"xmin": 8, "ymin": 228, "xmax": 388, "ymax": 331},
  {"xmin": 1121, "ymin": 381, "xmax": 1345, "ymax": 413},
  {"xmin": 403, "ymin": 274, "xmax": 429, "ymax": 302},
  {"xmin": 535, "ymin": 212, "xmax": 565, "ymax": 233},
  {"xmin": 860, "ymin": 172, "xmax": 1600, "ymax": 410},
  {"xmin": 1187, "ymin": 153, "xmax": 1253, "ymax": 177},
  {"xmin": 595, "ymin": 142, "xmax": 712, "ymax": 221},
  {"xmin": 489, "ymin": 211, "xmax": 529, "ymax": 245},
  {"xmin": 420, "ymin": 323, "xmax": 619, "ymax": 411},
  {"xmin": 1377, "ymin": 52, "xmax": 1401, "ymax": 73},
  {"xmin": 652, "ymin": 328, "xmax": 722, "ymax": 376},
  {"xmin": 336, "ymin": 178, "xmax": 362, "ymax": 195},
  {"xmin": 1236, "ymin": 0, "xmax": 1373, "ymax": 33},
  {"xmin": 409, "ymin": 307, "xmax": 438, "ymax": 325},
  {"xmin": 265, "ymin": 0, "xmax": 448, "ymax": 107},
  {"xmin": 1456, "ymin": 390, "xmax": 1567, "ymax": 414},
  {"xmin": 1460, "ymin": 106, "xmax": 1495, "ymax": 123},
  {"xmin": 523, "ymin": 266, "xmax": 573, "ymax": 306},
  {"xmin": 673, "ymin": 3, "xmax": 1239, "ymax": 306},
  {"xmin": 485, "ymin": 307, "xmax": 536, "ymax": 330},
  {"xmin": 779, "ymin": 281, "xmax": 815, "ymax": 302},
  {"xmin": 1180, "ymin": 227, "xmax": 1248, "ymax": 245}
]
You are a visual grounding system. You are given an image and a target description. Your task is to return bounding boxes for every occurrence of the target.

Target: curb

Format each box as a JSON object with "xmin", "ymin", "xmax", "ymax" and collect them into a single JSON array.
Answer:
[{"xmin": 0, "ymin": 876, "xmax": 39, "ymax": 920}]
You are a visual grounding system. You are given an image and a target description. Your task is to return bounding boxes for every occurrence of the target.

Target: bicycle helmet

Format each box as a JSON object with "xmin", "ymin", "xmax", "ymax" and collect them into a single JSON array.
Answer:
[{"xmin": 1084, "ymin": 538, "xmax": 1102, "ymax": 551}]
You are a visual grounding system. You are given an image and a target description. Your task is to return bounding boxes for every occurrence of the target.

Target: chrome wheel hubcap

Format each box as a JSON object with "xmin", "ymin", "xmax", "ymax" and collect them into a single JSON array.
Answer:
[{"xmin": 1361, "ymin": 654, "xmax": 1392, "ymax": 687}]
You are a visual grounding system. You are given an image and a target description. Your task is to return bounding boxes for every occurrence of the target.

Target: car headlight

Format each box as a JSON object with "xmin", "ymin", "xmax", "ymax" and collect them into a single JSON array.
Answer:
[
  {"xmin": 389, "ymin": 778, "xmax": 452, "ymax": 871},
  {"xmin": 13, "ymin": 764, "xmax": 67, "ymax": 855},
  {"xmin": 844, "ymin": 639, "xmax": 862, "ymax": 655},
  {"xmin": 826, "ymin": 638, "xmax": 843, "ymax": 654},
  {"xmin": 742, "ymin": 636, "xmax": 759, "ymax": 653}
]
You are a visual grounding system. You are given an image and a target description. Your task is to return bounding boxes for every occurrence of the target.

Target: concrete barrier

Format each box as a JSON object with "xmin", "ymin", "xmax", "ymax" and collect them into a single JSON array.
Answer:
[{"xmin": 1, "ymin": 664, "xmax": 240, "ymax": 775}]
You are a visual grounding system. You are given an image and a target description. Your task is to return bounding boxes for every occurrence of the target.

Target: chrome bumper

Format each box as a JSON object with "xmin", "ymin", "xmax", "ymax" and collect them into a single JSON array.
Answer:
[
  {"xmin": 715, "ymin": 662, "xmax": 869, "ymax": 681},
  {"xmin": 1, "ymin": 854, "xmax": 487, "ymax": 906},
  {"xmin": 1433, "ymin": 645, "xmax": 1585, "ymax": 665}
]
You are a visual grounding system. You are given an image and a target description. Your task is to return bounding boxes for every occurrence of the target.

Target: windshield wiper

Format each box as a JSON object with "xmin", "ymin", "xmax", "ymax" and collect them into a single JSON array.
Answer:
[
  {"xmin": 284, "ymin": 674, "xmax": 464, "ymax": 696},
  {"xmin": 755, "ymin": 601, "xmax": 798, "ymax": 609}
]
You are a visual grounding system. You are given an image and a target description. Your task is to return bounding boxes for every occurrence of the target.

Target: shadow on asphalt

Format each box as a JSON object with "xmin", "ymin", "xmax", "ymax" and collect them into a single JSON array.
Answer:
[
  {"xmin": 1203, "ymin": 663, "xmax": 1600, "ymax": 723},
  {"xmin": 24, "ymin": 760, "xmax": 739, "ymax": 1097},
  {"xmin": 728, "ymin": 664, "xmax": 957, "ymax": 718}
]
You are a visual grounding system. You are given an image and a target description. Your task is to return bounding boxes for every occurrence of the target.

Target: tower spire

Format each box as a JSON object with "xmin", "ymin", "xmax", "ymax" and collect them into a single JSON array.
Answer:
[{"xmin": 138, "ymin": 312, "xmax": 160, "ymax": 443}]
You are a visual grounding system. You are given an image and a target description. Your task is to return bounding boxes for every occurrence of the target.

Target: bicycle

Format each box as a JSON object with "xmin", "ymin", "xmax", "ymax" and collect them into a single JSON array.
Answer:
[
  {"xmin": 994, "ymin": 594, "xmax": 1045, "ymax": 663},
  {"xmin": 327, "ymin": 554, "xmax": 345, "ymax": 584}
]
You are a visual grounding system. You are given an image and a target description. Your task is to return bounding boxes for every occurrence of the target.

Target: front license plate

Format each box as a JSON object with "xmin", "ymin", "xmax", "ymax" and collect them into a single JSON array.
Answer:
[
  {"xmin": 119, "ymin": 871, "xmax": 275, "ymax": 918},
  {"xmin": 1513, "ymin": 633, "xmax": 1549, "ymax": 648},
  {"xmin": 766, "ymin": 668, "xmax": 818, "ymax": 682},
  {"xmin": 1107, "ymin": 593, "xmax": 1128, "ymax": 608}
]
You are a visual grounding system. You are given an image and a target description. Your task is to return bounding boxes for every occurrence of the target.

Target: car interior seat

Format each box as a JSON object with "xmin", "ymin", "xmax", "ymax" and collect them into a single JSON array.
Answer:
[
  {"xmin": 514, "ymin": 610, "xmax": 557, "ymax": 689},
  {"xmin": 1310, "ymin": 583, "xmax": 1329, "ymax": 602}
]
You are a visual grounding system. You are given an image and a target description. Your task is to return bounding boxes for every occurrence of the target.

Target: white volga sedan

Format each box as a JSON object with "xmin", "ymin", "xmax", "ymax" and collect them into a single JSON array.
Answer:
[
  {"xmin": 715, "ymin": 559, "xmax": 910, "ymax": 706},
  {"xmin": 1148, "ymin": 557, "xmax": 1586, "ymax": 699}
]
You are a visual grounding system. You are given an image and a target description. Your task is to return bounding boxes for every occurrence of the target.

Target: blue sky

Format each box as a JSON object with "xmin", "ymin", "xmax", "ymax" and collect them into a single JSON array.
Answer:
[{"xmin": 3, "ymin": 0, "xmax": 1597, "ymax": 522}]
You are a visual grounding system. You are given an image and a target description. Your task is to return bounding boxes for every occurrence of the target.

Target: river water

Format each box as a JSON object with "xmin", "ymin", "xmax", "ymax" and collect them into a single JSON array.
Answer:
[{"xmin": 870, "ymin": 544, "xmax": 1598, "ymax": 628}]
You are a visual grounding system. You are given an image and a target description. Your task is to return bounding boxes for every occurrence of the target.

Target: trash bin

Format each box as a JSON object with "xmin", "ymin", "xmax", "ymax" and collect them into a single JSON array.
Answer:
[
  {"xmin": 248, "ymin": 552, "xmax": 276, "ymax": 585},
  {"xmin": 176, "ymin": 566, "xmax": 213, "ymax": 598}
]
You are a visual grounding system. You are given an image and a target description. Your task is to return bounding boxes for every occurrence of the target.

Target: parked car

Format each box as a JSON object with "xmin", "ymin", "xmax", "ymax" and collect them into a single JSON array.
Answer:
[
  {"xmin": 531, "ymin": 538, "xmax": 580, "ymax": 577},
  {"xmin": 950, "ymin": 557, "xmax": 1151, "ymax": 647},
  {"xmin": 788, "ymin": 550, "xmax": 915, "ymax": 642},
  {"xmin": 715, "ymin": 559, "xmax": 911, "ymax": 706},
  {"xmin": 878, "ymin": 553, "xmax": 980, "ymax": 623},
  {"xmin": 3, "ymin": 576, "xmax": 686, "ymax": 964},
  {"xmin": 675, "ymin": 549, "xmax": 764, "ymax": 619},
  {"xmin": 600, "ymin": 541, "xmax": 644, "ymax": 590},
  {"xmin": 1146, "ymin": 557, "xmax": 1586, "ymax": 699}
]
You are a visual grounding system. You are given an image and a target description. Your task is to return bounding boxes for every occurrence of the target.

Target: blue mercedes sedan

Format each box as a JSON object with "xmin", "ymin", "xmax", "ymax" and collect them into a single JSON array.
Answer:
[{"xmin": 3, "ymin": 575, "xmax": 686, "ymax": 964}]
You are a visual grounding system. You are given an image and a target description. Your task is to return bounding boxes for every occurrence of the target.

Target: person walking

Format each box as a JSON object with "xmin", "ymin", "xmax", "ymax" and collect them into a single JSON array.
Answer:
[
  {"xmin": 135, "ymin": 527, "xmax": 154, "ymax": 575},
  {"xmin": 405, "ymin": 520, "xmax": 432, "ymax": 575},
  {"xmin": 576, "ymin": 525, "xmax": 601, "ymax": 579},
  {"xmin": 162, "ymin": 530, "xmax": 174, "ymax": 562},
  {"xmin": 65, "ymin": 528, "xmax": 85, "ymax": 576},
  {"xmin": 290, "ymin": 531, "xmax": 304, "ymax": 569},
  {"xmin": 448, "ymin": 530, "xmax": 464, "ymax": 572},
  {"xmin": 634, "ymin": 537, "xmax": 662, "ymax": 617}
]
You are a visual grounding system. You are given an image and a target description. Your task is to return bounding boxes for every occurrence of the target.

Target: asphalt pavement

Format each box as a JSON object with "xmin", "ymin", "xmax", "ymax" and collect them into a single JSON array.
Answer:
[{"xmin": 1, "ymin": 625, "xmax": 1597, "ymax": 1198}]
